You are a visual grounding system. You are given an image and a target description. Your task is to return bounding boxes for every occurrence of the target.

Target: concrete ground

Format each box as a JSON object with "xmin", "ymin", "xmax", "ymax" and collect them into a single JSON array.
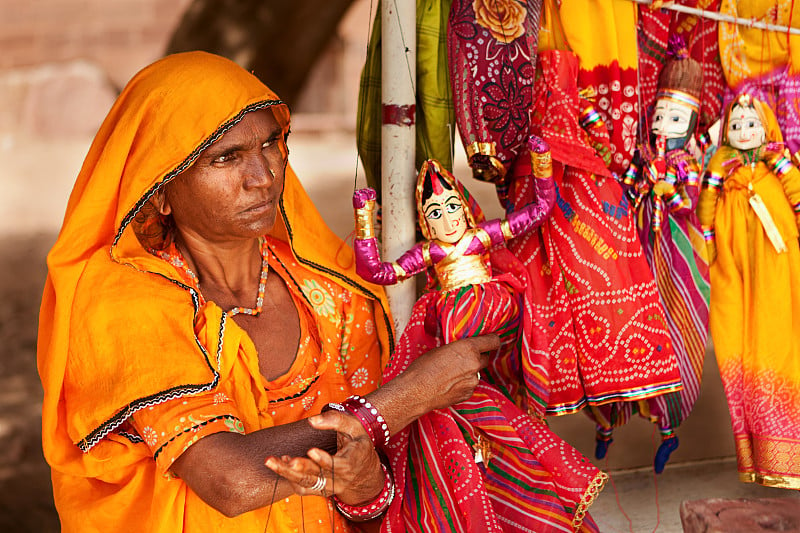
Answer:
[{"xmin": 4, "ymin": 122, "xmax": 799, "ymax": 532}]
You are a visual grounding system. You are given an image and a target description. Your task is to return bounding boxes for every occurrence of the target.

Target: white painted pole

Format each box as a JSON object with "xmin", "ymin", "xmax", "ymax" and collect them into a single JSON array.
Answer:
[{"xmin": 382, "ymin": 0, "xmax": 417, "ymax": 335}]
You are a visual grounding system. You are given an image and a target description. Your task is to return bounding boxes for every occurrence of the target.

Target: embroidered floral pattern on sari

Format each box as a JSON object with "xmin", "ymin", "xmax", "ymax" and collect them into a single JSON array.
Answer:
[
  {"xmin": 300, "ymin": 279, "xmax": 336, "ymax": 318},
  {"xmin": 473, "ymin": 0, "xmax": 527, "ymax": 43}
]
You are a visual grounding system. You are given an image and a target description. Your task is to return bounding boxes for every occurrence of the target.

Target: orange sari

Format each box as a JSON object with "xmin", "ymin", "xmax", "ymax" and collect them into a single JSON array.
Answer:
[{"xmin": 37, "ymin": 52, "xmax": 393, "ymax": 532}]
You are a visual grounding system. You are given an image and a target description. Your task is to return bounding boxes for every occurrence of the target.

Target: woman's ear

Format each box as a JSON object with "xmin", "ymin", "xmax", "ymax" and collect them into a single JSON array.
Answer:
[{"xmin": 153, "ymin": 188, "xmax": 172, "ymax": 216}]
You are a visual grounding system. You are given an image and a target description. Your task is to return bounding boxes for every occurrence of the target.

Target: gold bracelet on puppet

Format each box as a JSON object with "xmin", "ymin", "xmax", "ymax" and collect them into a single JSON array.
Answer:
[
  {"xmin": 531, "ymin": 151, "xmax": 553, "ymax": 179},
  {"xmin": 355, "ymin": 200, "xmax": 376, "ymax": 240}
]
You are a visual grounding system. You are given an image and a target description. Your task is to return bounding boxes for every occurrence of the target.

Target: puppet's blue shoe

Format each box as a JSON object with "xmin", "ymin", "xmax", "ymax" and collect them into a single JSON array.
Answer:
[
  {"xmin": 595, "ymin": 437, "xmax": 613, "ymax": 460},
  {"xmin": 654, "ymin": 436, "xmax": 679, "ymax": 474}
]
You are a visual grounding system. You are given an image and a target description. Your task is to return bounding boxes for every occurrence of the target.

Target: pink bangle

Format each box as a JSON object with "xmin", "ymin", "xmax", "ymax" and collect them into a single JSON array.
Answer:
[{"xmin": 334, "ymin": 462, "xmax": 395, "ymax": 522}]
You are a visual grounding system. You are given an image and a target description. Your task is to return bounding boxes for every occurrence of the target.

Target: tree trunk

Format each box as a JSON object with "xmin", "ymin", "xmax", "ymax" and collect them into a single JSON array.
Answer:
[{"xmin": 166, "ymin": 0, "xmax": 358, "ymax": 107}]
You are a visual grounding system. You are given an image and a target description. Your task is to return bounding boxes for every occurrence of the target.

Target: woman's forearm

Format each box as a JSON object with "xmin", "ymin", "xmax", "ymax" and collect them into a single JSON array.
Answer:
[{"xmin": 171, "ymin": 419, "xmax": 336, "ymax": 516}]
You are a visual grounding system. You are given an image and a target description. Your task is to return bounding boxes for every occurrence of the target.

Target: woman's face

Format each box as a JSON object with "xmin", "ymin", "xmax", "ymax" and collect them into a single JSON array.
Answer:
[
  {"xmin": 422, "ymin": 186, "xmax": 467, "ymax": 244},
  {"xmin": 727, "ymin": 105, "xmax": 766, "ymax": 151},
  {"xmin": 157, "ymin": 109, "xmax": 289, "ymax": 244}
]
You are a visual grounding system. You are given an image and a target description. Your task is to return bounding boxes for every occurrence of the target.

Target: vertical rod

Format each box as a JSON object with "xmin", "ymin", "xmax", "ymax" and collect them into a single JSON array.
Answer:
[{"xmin": 381, "ymin": 0, "xmax": 416, "ymax": 334}]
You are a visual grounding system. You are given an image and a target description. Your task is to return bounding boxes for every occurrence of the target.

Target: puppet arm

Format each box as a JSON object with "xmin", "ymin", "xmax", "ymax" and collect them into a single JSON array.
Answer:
[
  {"xmin": 579, "ymin": 98, "xmax": 612, "ymax": 168},
  {"xmin": 697, "ymin": 169, "xmax": 723, "ymax": 264},
  {"xmin": 481, "ymin": 136, "xmax": 556, "ymax": 246},
  {"xmin": 353, "ymin": 188, "xmax": 427, "ymax": 285},
  {"xmin": 656, "ymin": 152, "xmax": 701, "ymax": 215},
  {"xmin": 765, "ymin": 149, "xmax": 800, "ymax": 229}
]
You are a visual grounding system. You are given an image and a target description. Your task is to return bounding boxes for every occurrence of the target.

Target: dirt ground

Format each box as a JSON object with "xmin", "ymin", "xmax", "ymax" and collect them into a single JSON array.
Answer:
[{"xmin": 0, "ymin": 232, "xmax": 60, "ymax": 531}]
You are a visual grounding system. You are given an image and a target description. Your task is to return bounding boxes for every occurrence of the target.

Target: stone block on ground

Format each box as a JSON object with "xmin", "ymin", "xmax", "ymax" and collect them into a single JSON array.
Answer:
[{"xmin": 680, "ymin": 497, "xmax": 800, "ymax": 532}]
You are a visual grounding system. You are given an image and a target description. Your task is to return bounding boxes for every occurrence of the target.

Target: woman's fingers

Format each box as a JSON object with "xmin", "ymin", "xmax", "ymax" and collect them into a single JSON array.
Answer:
[
  {"xmin": 264, "ymin": 453, "xmax": 334, "ymax": 497},
  {"xmin": 308, "ymin": 409, "xmax": 364, "ymax": 438}
]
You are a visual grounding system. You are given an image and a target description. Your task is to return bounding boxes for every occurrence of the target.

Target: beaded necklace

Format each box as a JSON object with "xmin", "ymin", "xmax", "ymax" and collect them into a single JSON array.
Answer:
[{"xmin": 156, "ymin": 238, "xmax": 270, "ymax": 316}]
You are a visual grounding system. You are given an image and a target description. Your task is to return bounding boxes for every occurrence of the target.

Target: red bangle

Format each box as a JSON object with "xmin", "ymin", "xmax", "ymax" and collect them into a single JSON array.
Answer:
[
  {"xmin": 334, "ymin": 462, "xmax": 395, "ymax": 522},
  {"xmin": 326, "ymin": 395, "xmax": 390, "ymax": 449}
]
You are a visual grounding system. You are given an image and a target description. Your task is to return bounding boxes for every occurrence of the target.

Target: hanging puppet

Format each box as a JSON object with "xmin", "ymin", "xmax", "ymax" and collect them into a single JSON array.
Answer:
[
  {"xmin": 718, "ymin": 1, "xmax": 800, "ymax": 161},
  {"xmin": 697, "ymin": 93, "xmax": 800, "ymax": 489},
  {"xmin": 622, "ymin": 37, "xmax": 711, "ymax": 473},
  {"xmin": 637, "ymin": 0, "xmax": 724, "ymax": 139},
  {"xmin": 448, "ymin": 0, "xmax": 684, "ymax": 472},
  {"xmin": 351, "ymin": 137, "xmax": 608, "ymax": 532}
]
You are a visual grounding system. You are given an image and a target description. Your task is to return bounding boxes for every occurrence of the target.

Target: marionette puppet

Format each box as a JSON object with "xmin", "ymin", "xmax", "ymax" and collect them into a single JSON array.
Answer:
[
  {"xmin": 620, "ymin": 39, "xmax": 711, "ymax": 473},
  {"xmin": 352, "ymin": 137, "xmax": 608, "ymax": 533},
  {"xmin": 697, "ymin": 93, "xmax": 800, "ymax": 489}
]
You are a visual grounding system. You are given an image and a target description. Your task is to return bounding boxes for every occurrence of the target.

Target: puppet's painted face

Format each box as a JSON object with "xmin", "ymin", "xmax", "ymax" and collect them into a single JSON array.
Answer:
[
  {"xmin": 652, "ymin": 98, "xmax": 694, "ymax": 140},
  {"xmin": 727, "ymin": 105, "xmax": 766, "ymax": 150},
  {"xmin": 423, "ymin": 186, "xmax": 467, "ymax": 244}
]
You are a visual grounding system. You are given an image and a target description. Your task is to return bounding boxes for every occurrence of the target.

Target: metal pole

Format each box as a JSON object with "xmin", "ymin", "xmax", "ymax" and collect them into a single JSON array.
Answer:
[{"xmin": 381, "ymin": 0, "xmax": 416, "ymax": 334}]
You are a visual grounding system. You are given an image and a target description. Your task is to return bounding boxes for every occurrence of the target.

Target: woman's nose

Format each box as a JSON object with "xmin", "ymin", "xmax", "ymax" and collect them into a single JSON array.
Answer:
[{"xmin": 244, "ymin": 153, "xmax": 274, "ymax": 189}]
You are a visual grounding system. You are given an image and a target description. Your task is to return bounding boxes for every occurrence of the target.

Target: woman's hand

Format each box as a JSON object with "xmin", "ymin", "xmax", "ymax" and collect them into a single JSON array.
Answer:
[
  {"xmin": 367, "ymin": 334, "xmax": 500, "ymax": 434},
  {"xmin": 404, "ymin": 334, "xmax": 498, "ymax": 410},
  {"xmin": 265, "ymin": 410, "xmax": 384, "ymax": 505}
]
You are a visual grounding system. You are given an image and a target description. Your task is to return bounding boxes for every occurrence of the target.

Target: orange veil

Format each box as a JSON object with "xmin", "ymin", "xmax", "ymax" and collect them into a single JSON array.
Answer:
[{"xmin": 37, "ymin": 51, "xmax": 392, "ymax": 530}]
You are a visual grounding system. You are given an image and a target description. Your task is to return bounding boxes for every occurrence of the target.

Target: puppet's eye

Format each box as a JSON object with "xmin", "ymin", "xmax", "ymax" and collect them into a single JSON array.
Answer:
[
  {"xmin": 426, "ymin": 208, "xmax": 442, "ymax": 220},
  {"xmin": 445, "ymin": 202, "xmax": 461, "ymax": 214}
]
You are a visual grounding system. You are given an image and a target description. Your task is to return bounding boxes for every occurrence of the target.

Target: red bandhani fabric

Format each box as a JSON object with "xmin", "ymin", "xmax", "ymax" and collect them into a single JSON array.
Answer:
[
  {"xmin": 508, "ymin": 49, "xmax": 683, "ymax": 417},
  {"xmin": 638, "ymin": 0, "xmax": 725, "ymax": 134}
]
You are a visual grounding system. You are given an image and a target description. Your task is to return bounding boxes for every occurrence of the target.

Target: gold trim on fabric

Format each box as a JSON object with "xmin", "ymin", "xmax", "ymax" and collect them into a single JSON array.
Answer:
[
  {"xmin": 501, "ymin": 220, "xmax": 514, "ymax": 241},
  {"xmin": 739, "ymin": 471, "xmax": 800, "ymax": 490},
  {"xmin": 572, "ymin": 471, "xmax": 608, "ymax": 532},
  {"xmin": 422, "ymin": 242, "xmax": 432, "ymax": 267},
  {"xmin": 475, "ymin": 228, "xmax": 492, "ymax": 249},
  {"xmin": 391, "ymin": 262, "xmax": 409, "ymax": 281},
  {"xmin": 466, "ymin": 141, "xmax": 497, "ymax": 158},
  {"xmin": 433, "ymin": 230, "xmax": 491, "ymax": 291},
  {"xmin": 531, "ymin": 151, "xmax": 553, "ymax": 179}
]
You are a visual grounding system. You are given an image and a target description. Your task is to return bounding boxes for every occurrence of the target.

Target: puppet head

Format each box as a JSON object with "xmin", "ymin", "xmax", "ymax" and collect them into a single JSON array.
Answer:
[
  {"xmin": 416, "ymin": 160, "xmax": 481, "ymax": 243},
  {"xmin": 650, "ymin": 36, "xmax": 702, "ymax": 152},
  {"xmin": 721, "ymin": 93, "xmax": 778, "ymax": 151}
]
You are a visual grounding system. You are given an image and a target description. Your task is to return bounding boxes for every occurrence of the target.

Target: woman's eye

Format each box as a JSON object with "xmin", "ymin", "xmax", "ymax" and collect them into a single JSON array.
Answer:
[
  {"xmin": 731, "ymin": 123, "xmax": 741, "ymax": 131},
  {"xmin": 671, "ymin": 115, "xmax": 681, "ymax": 122},
  {"xmin": 446, "ymin": 202, "xmax": 461, "ymax": 213},
  {"xmin": 748, "ymin": 121, "xmax": 757, "ymax": 128},
  {"xmin": 426, "ymin": 208, "xmax": 442, "ymax": 220},
  {"xmin": 213, "ymin": 153, "xmax": 235, "ymax": 163},
  {"xmin": 653, "ymin": 114, "xmax": 662, "ymax": 122}
]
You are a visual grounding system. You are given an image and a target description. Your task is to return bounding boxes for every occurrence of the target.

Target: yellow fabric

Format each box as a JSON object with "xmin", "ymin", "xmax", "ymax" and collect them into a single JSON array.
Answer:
[
  {"xmin": 551, "ymin": 0, "xmax": 638, "ymax": 69},
  {"xmin": 37, "ymin": 51, "xmax": 393, "ymax": 532},
  {"xmin": 699, "ymin": 97, "xmax": 800, "ymax": 486},
  {"xmin": 719, "ymin": 0, "xmax": 800, "ymax": 87}
]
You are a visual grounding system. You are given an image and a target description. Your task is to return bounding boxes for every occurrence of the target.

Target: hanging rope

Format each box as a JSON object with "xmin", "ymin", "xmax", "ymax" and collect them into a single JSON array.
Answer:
[
  {"xmin": 355, "ymin": 0, "xmax": 378, "ymax": 192},
  {"xmin": 629, "ymin": 0, "xmax": 800, "ymax": 35}
]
